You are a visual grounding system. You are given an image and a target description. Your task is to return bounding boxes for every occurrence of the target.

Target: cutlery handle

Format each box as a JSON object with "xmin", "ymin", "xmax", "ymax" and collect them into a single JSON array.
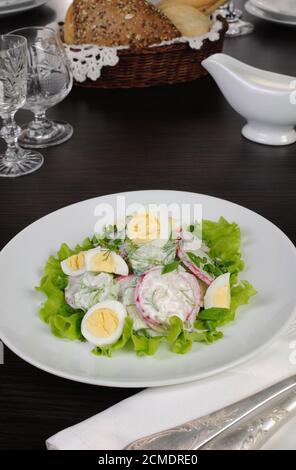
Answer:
[
  {"xmin": 201, "ymin": 387, "xmax": 296, "ymax": 450},
  {"xmin": 125, "ymin": 376, "xmax": 296, "ymax": 450}
]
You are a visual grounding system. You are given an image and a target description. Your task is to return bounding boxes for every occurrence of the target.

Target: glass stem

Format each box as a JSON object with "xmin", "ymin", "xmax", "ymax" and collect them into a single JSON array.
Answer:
[
  {"xmin": 1, "ymin": 114, "xmax": 21, "ymax": 161},
  {"xmin": 33, "ymin": 111, "xmax": 48, "ymax": 129},
  {"xmin": 227, "ymin": 1, "xmax": 238, "ymax": 22}
]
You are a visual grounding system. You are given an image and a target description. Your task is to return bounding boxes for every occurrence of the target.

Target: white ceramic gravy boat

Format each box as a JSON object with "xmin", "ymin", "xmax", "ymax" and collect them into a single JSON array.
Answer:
[{"xmin": 202, "ymin": 53, "xmax": 296, "ymax": 146}]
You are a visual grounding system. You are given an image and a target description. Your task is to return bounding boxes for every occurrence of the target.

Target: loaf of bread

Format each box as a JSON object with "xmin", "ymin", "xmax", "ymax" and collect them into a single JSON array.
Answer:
[
  {"xmin": 158, "ymin": 3, "xmax": 211, "ymax": 36},
  {"xmin": 64, "ymin": 3, "xmax": 75, "ymax": 44},
  {"xmin": 64, "ymin": 0, "xmax": 181, "ymax": 47},
  {"xmin": 157, "ymin": 0, "xmax": 217, "ymax": 9},
  {"xmin": 203, "ymin": 0, "xmax": 228, "ymax": 15},
  {"xmin": 157, "ymin": 0, "xmax": 227, "ymax": 15}
]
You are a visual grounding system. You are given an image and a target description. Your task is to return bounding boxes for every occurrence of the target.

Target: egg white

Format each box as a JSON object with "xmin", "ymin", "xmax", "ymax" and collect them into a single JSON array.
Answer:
[
  {"xmin": 126, "ymin": 212, "xmax": 171, "ymax": 247},
  {"xmin": 81, "ymin": 300, "xmax": 127, "ymax": 347},
  {"xmin": 204, "ymin": 273, "xmax": 231, "ymax": 310},
  {"xmin": 61, "ymin": 254, "xmax": 86, "ymax": 276},
  {"xmin": 84, "ymin": 247, "xmax": 128, "ymax": 276}
]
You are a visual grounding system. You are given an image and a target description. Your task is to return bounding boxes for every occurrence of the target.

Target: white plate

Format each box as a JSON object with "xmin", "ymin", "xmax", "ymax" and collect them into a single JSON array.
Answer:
[
  {"xmin": 252, "ymin": 0, "xmax": 296, "ymax": 18},
  {"xmin": 0, "ymin": 190, "xmax": 296, "ymax": 388},
  {"xmin": 0, "ymin": 0, "xmax": 47, "ymax": 17},
  {"xmin": 246, "ymin": 1, "xmax": 296, "ymax": 26},
  {"xmin": 0, "ymin": 0, "xmax": 32, "ymax": 9}
]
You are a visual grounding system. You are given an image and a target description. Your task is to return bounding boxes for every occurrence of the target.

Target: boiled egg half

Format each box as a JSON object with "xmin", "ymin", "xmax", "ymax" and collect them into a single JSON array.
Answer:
[
  {"xmin": 85, "ymin": 247, "xmax": 128, "ymax": 276},
  {"xmin": 127, "ymin": 212, "xmax": 169, "ymax": 246},
  {"xmin": 61, "ymin": 252, "xmax": 86, "ymax": 276},
  {"xmin": 81, "ymin": 300, "xmax": 127, "ymax": 346},
  {"xmin": 204, "ymin": 273, "xmax": 231, "ymax": 310}
]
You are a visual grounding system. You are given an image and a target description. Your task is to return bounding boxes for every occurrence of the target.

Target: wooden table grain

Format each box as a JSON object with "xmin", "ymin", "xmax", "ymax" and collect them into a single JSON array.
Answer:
[{"xmin": 0, "ymin": 0, "xmax": 295, "ymax": 450}]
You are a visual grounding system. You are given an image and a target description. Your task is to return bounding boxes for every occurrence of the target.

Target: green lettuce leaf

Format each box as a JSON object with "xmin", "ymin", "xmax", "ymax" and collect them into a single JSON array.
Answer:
[
  {"xmin": 49, "ymin": 312, "xmax": 85, "ymax": 340},
  {"xmin": 167, "ymin": 316, "xmax": 223, "ymax": 354},
  {"xmin": 171, "ymin": 331, "xmax": 193, "ymax": 354},
  {"xmin": 195, "ymin": 281, "xmax": 257, "ymax": 330},
  {"xmin": 203, "ymin": 217, "xmax": 245, "ymax": 279},
  {"xmin": 198, "ymin": 307, "xmax": 230, "ymax": 322},
  {"xmin": 36, "ymin": 256, "xmax": 68, "ymax": 324},
  {"xmin": 57, "ymin": 243, "xmax": 74, "ymax": 262},
  {"xmin": 92, "ymin": 317, "xmax": 133, "ymax": 357},
  {"xmin": 131, "ymin": 332, "xmax": 163, "ymax": 356},
  {"xmin": 36, "ymin": 239, "xmax": 95, "ymax": 340},
  {"xmin": 188, "ymin": 329, "xmax": 223, "ymax": 344},
  {"xmin": 202, "ymin": 217, "xmax": 256, "ymax": 326},
  {"xmin": 230, "ymin": 280, "xmax": 257, "ymax": 320},
  {"xmin": 166, "ymin": 315, "xmax": 184, "ymax": 343}
]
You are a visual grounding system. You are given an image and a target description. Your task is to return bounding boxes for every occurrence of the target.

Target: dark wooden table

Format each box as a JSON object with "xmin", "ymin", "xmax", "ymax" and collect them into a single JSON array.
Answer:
[{"xmin": 0, "ymin": 0, "xmax": 295, "ymax": 450}]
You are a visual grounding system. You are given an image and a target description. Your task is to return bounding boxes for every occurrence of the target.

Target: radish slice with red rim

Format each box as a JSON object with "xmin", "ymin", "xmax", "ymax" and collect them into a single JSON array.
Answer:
[
  {"xmin": 177, "ymin": 242, "xmax": 214, "ymax": 286},
  {"xmin": 181, "ymin": 271, "xmax": 202, "ymax": 323},
  {"xmin": 135, "ymin": 267, "xmax": 201, "ymax": 332},
  {"xmin": 117, "ymin": 274, "xmax": 149, "ymax": 330},
  {"xmin": 117, "ymin": 274, "xmax": 137, "ymax": 291}
]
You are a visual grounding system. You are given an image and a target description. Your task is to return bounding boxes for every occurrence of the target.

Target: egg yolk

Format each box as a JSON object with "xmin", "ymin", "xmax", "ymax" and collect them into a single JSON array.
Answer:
[
  {"xmin": 213, "ymin": 284, "xmax": 231, "ymax": 308},
  {"xmin": 89, "ymin": 251, "xmax": 116, "ymax": 273},
  {"xmin": 66, "ymin": 252, "xmax": 85, "ymax": 271},
  {"xmin": 86, "ymin": 308, "xmax": 119, "ymax": 338},
  {"xmin": 128, "ymin": 213, "xmax": 160, "ymax": 244}
]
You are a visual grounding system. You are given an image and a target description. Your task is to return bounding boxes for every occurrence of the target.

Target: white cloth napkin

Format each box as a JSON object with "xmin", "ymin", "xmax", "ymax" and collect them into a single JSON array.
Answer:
[{"xmin": 47, "ymin": 319, "xmax": 296, "ymax": 450}]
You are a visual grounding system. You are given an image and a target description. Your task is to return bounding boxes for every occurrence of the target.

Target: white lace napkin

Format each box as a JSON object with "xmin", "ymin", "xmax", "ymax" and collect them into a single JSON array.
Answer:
[{"xmin": 46, "ymin": 318, "xmax": 296, "ymax": 450}]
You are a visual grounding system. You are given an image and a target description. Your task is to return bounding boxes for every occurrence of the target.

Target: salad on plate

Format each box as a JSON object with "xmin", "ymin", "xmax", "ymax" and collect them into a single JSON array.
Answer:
[{"xmin": 37, "ymin": 212, "xmax": 256, "ymax": 357}]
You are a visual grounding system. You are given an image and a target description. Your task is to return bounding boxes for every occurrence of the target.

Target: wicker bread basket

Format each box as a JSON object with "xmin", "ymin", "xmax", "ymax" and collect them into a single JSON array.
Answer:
[{"xmin": 62, "ymin": 16, "xmax": 228, "ymax": 89}]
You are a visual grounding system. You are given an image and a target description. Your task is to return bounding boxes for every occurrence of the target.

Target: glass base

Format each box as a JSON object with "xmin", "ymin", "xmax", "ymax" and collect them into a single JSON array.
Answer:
[
  {"xmin": 0, "ymin": 148, "xmax": 44, "ymax": 178},
  {"xmin": 226, "ymin": 20, "xmax": 254, "ymax": 37},
  {"xmin": 219, "ymin": 7, "xmax": 242, "ymax": 18},
  {"xmin": 19, "ymin": 120, "xmax": 73, "ymax": 149}
]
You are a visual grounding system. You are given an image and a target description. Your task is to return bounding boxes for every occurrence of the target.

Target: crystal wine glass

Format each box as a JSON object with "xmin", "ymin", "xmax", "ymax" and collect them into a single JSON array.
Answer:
[
  {"xmin": 10, "ymin": 27, "xmax": 73, "ymax": 148},
  {"xmin": 219, "ymin": 1, "xmax": 254, "ymax": 37},
  {"xmin": 0, "ymin": 35, "xmax": 43, "ymax": 177}
]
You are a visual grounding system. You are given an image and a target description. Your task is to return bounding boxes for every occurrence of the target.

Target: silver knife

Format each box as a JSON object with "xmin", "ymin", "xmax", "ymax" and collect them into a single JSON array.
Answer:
[{"xmin": 125, "ymin": 375, "xmax": 296, "ymax": 450}]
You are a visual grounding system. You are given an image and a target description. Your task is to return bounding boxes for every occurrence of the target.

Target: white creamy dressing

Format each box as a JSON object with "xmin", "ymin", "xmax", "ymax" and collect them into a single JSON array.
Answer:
[
  {"xmin": 183, "ymin": 238, "xmax": 212, "ymax": 267},
  {"xmin": 140, "ymin": 269, "xmax": 195, "ymax": 324},
  {"xmin": 182, "ymin": 229, "xmax": 202, "ymax": 251},
  {"xmin": 118, "ymin": 276, "xmax": 147, "ymax": 330},
  {"xmin": 127, "ymin": 239, "xmax": 177, "ymax": 274},
  {"xmin": 65, "ymin": 272, "xmax": 119, "ymax": 311},
  {"xmin": 124, "ymin": 299, "xmax": 147, "ymax": 331}
]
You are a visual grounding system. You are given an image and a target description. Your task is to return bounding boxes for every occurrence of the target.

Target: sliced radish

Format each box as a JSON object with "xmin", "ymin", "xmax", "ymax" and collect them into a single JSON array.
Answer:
[
  {"xmin": 135, "ymin": 269, "xmax": 163, "ymax": 331},
  {"xmin": 117, "ymin": 274, "xmax": 149, "ymax": 330},
  {"xmin": 177, "ymin": 242, "xmax": 214, "ymax": 286},
  {"xmin": 117, "ymin": 274, "xmax": 137, "ymax": 291},
  {"xmin": 135, "ymin": 267, "xmax": 201, "ymax": 331},
  {"xmin": 181, "ymin": 272, "xmax": 201, "ymax": 323}
]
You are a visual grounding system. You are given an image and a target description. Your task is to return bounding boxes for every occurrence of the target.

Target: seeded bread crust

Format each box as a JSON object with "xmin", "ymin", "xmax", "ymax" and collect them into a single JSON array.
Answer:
[
  {"xmin": 71, "ymin": 0, "xmax": 181, "ymax": 47},
  {"xmin": 64, "ymin": 4, "xmax": 75, "ymax": 43}
]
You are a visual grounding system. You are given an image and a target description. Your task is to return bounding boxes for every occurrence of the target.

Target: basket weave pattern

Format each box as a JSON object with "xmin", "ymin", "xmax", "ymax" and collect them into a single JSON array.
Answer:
[{"xmin": 75, "ymin": 17, "xmax": 228, "ymax": 89}]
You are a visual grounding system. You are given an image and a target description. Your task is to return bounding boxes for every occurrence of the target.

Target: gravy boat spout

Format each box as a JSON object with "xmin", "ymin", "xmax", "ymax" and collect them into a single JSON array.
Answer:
[{"xmin": 202, "ymin": 53, "xmax": 296, "ymax": 146}]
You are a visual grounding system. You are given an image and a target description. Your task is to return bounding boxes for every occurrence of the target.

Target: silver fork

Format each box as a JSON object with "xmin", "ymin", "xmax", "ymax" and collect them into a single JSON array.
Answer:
[{"xmin": 125, "ymin": 375, "xmax": 296, "ymax": 450}]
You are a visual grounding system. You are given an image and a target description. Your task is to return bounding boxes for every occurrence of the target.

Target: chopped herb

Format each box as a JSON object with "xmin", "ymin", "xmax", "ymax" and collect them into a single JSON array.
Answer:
[
  {"xmin": 102, "ymin": 249, "xmax": 112, "ymax": 261},
  {"xmin": 203, "ymin": 263, "xmax": 215, "ymax": 274},
  {"xmin": 187, "ymin": 252, "xmax": 203, "ymax": 268},
  {"xmin": 203, "ymin": 259, "xmax": 232, "ymax": 277},
  {"xmin": 179, "ymin": 289, "xmax": 195, "ymax": 307},
  {"xmin": 93, "ymin": 234, "xmax": 123, "ymax": 254},
  {"xmin": 162, "ymin": 260, "xmax": 180, "ymax": 274}
]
